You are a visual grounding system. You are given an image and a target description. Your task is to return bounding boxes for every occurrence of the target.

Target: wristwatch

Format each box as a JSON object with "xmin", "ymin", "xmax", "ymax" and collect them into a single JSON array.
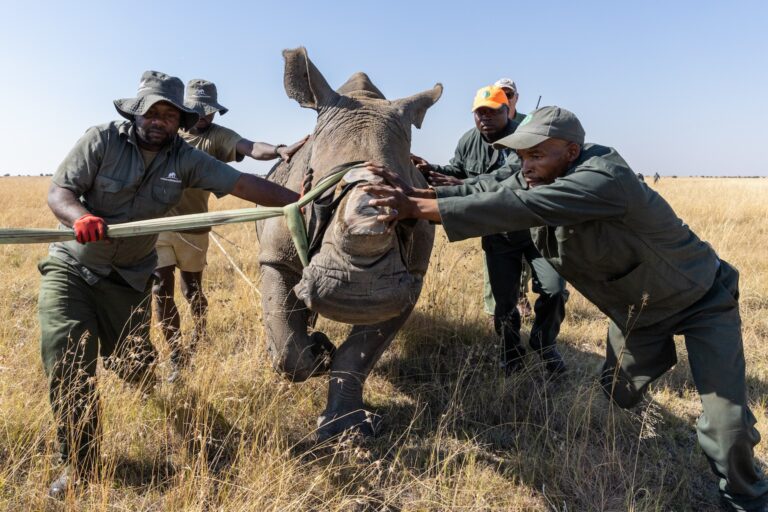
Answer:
[{"xmin": 274, "ymin": 144, "xmax": 287, "ymax": 158}]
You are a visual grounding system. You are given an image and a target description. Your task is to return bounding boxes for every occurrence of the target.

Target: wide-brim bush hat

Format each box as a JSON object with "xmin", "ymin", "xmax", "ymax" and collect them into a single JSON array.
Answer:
[
  {"xmin": 184, "ymin": 79, "xmax": 229, "ymax": 116},
  {"xmin": 114, "ymin": 70, "xmax": 199, "ymax": 129}
]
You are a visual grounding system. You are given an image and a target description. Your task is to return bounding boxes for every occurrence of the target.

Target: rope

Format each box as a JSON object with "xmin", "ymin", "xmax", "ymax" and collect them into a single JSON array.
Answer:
[
  {"xmin": 209, "ymin": 232, "xmax": 261, "ymax": 296},
  {"xmin": 210, "ymin": 229, "xmax": 243, "ymax": 250},
  {"xmin": 176, "ymin": 233, "xmax": 205, "ymax": 252}
]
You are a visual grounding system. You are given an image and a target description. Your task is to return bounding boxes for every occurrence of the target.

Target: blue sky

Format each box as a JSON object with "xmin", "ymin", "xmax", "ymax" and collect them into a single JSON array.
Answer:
[{"xmin": 1, "ymin": 0, "xmax": 766, "ymax": 176}]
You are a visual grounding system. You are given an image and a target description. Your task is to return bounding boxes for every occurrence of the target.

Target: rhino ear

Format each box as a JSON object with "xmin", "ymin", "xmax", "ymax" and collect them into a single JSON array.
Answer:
[
  {"xmin": 393, "ymin": 83, "xmax": 443, "ymax": 129},
  {"xmin": 283, "ymin": 47, "xmax": 339, "ymax": 111}
]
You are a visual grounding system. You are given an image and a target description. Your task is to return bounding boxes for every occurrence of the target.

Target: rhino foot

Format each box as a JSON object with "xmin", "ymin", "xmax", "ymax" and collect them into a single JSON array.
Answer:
[
  {"xmin": 275, "ymin": 331, "xmax": 336, "ymax": 382},
  {"xmin": 315, "ymin": 408, "xmax": 381, "ymax": 443}
]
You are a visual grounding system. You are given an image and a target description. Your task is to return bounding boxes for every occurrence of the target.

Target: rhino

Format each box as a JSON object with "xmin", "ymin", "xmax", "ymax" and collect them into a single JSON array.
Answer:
[{"xmin": 257, "ymin": 47, "xmax": 442, "ymax": 441}]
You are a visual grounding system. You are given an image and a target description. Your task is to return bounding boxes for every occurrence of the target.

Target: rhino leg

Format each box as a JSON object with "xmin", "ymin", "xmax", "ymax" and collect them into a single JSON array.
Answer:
[
  {"xmin": 315, "ymin": 304, "xmax": 415, "ymax": 442},
  {"xmin": 260, "ymin": 263, "xmax": 335, "ymax": 382}
]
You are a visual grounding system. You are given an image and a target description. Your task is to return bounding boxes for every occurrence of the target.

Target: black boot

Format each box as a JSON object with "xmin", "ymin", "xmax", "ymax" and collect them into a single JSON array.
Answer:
[
  {"xmin": 721, "ymin": 496, "xmax": 768, "ymax": 511},
  {"xmin": 538, "ymin": 347, "xmax": 566, "ymax": 376},
  {"xmin": 167, "ymin": 347, "xmax": 189, "ymax": 383},
  {"xmin": 501, "ymin": 344, "xmax": 527, "ymax": 376},
  {"xmin": 48, "ymin": 466, "xmax": 88, "ymax": 499},
  {"xmin": 496, "ymin": 310, "xmax": 526, "ymax": 376}
]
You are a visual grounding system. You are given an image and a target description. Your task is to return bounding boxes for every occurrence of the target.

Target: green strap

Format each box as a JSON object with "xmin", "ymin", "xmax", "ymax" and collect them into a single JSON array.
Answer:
[
  {"xmin": 282, "ymin": 202, "xmax": 309, "ymax": 266},
  {"xmin": 285, "ymin": 160, "xmax": 366, "ymax": 266},
  {"xmin": 0, "ymin": 161, "xmax": 367, "ymax": 268}
]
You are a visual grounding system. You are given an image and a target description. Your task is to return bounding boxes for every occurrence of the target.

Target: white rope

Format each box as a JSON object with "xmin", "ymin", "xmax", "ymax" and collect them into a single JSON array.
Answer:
[
  {"xmin": 209, "ymin": 231, "xmax": 261, "ymax": 296},
  {"xmin": 176, "ymin": 233, "xmax": 205, "ymax": 253}
]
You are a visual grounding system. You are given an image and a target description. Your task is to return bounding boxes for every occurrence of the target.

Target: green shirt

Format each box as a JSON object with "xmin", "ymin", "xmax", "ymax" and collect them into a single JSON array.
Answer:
[
  {"xmin": 435, "ymin": 116, "xmax": 528, "ymax": 247},
  {"xmin": 434, "ymin": 120, "xmax": 521, "ymax": 179},
  {"xmin": 436, "ymin": 143, "xmax": 719, "ymax": 329},
  {"xmin": 173, "ymin": 123, "xmax": 244, "ymax": 230},
  {"xmin": 50, "ymin": 120, "xmax": 242, "ymax": 290},
  {"xmin": 512, "ymin": 111, "xmax": 526, "ymax": 123}
]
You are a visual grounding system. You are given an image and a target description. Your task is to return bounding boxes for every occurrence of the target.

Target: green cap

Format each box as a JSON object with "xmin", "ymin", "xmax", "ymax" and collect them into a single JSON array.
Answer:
[
  {"xmin": 113, "ymin": 70, "xmax": 199, "ymax": 129},
  {"xmin": 494, "ymin": 106, "xmax": 585, "ymax": 150}
]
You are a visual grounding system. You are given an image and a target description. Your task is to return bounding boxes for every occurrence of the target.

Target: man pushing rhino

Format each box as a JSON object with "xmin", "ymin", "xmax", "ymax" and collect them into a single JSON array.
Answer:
[{"xmin": 364, "ymin": 106, "xmax": 768, "ymax": 511}]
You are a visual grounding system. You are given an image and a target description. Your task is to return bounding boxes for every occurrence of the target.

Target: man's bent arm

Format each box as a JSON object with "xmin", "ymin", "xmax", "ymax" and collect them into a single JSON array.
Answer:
[
  {"xmin": 236, "ymin": 139, "xmax": 281, "ymax": 160},
  {"xmin": 433, "ymin": 152, "xmax": 469, "ymax": 179},
  {"xmin": 437, "ymin": 170, "xmax": 627, "ymax": 241},
  {"xmin": 408, "ymin": 196, "xmax": 442, "ymax": 223},
  {"xmin": 229, "ymin": 174, "xmax": 300, "ymax": 207},
  {"xmin": 432, "ymin": 134, "xmax": 471, "ymax": 178},
  {"xmin": 368, "ymin": 165, "xmax": 627, "ymax": 240},
  {"xmin": 47, "ymin": 183, "xmax": 90, "ymax": 227},
  {"xmin": 236, "ymin": 136, "xmax": 308, "ymax": 162},
  {"xmin": 437, "ymin": 166, "xmax": 525, "ymax": 198}
]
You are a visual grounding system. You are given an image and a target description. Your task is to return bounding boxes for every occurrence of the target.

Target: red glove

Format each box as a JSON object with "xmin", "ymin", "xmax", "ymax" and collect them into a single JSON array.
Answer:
[{"xmin": 73, "ymin": 214, "xmax": 107, "ymax": 244}]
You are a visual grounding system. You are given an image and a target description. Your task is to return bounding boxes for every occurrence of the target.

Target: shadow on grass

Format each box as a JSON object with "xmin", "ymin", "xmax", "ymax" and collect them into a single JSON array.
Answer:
[
  {"xmin": 336, "ymin": 307, "xmax": 768, "ymax": 511},
  {"xmin": 110, "ymin": 454, "xmax": 177, "ymax": 490},
  {"xmin": 155, "ymin": 386, "xmax": 243, "ymax": 475}
]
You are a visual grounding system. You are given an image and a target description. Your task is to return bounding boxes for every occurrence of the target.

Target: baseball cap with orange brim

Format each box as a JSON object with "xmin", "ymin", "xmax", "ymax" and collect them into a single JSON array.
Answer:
[{"xmin": 471, "ymin": 85, "xmax": 509, "ymax": 112}]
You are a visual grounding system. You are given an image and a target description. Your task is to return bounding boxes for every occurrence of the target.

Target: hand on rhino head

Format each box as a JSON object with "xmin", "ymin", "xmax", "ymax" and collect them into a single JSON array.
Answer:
[{"xmin": 281, "ymin": 47, "xmax": 442, "ymax": 326}]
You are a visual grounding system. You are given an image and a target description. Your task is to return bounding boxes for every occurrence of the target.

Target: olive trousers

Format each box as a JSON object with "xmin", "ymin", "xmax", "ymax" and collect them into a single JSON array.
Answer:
[
  {"xmin": 483, "ymin": 238, "xmax": 567, "ymax": 364},
  {"xmin": 601, "ymin": 261, "xmax": 768, "ymax": 511},
  {"xmin": 38, "ymin": 256, "xmax": 156, "ymax": 475}
]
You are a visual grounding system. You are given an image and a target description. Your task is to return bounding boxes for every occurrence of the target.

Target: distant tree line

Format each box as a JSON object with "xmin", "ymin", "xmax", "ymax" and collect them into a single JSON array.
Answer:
[
  {"xmin": 0, "ymin": 173, "xmax": 53, "ymax": 177},
  {"xmin": 638, "ymin": 174, "xmax": 766, "ymax": 179}
]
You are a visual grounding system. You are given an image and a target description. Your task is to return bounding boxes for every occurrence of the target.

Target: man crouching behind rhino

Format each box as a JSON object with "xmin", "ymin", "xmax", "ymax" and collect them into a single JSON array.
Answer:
[{"xmin": 257, "ymin": 47, "xmax": 442, "ymax": 441}]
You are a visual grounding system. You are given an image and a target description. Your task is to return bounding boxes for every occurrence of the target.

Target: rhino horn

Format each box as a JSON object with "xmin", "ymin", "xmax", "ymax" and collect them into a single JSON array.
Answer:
[{"xmin": 337, "ymin": 72, "xmax": 386, "ymax": 99}]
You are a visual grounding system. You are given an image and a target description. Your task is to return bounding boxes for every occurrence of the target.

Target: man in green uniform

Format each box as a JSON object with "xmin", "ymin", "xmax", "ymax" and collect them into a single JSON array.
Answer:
[
  {"xmin": 495, "ymin": 77, "xmax": 534, "ymax": 318},
  {"xmin": 40, "ymin": 70, "xmax": 299, "ymax": 498},
  {"xmin": 412, "ymin": 86, "xmax": 567, "ymax": 374},
  {"xmin": 363, "ymin": 106, "xmax": 768, "ymax": 511},
  {"xmin": 153, "ymin": 79, "xmax": 308, "ymax": 381}
]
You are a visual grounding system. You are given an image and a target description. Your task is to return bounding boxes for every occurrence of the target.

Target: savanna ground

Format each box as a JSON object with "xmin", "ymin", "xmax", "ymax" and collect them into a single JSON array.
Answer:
[{"xmin": 0, "ymin": 177, "xmax": 766, "ymax": 511}]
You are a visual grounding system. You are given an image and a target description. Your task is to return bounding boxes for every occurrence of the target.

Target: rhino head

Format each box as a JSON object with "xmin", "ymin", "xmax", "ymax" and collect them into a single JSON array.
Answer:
[{"xmin": 282, "ymin": 47, "xmax": 442, "ymax": 325}]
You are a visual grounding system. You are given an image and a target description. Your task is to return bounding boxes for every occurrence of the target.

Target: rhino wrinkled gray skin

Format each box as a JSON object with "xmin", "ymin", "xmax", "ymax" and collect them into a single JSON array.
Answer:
[{"xmin": 257, "ymin": 47, "xmax": 441, "ymax": 441}]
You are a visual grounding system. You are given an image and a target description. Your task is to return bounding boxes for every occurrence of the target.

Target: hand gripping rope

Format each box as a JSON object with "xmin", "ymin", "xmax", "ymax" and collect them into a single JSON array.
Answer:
[{"xmin": 0, "ymin": 161, "xmax": 367, "ymax": 268}]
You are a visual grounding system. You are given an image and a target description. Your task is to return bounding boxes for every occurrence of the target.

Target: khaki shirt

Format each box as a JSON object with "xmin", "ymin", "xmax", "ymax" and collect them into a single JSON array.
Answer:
[
  {"xmin": 173, "ymin": 124, "xmax": 244, "ymax": 224},
  {"xmin": 436, "ymin": 143, "xmax": 720, "ymax": 329},
  {"xmin": 50, "ymin": 121, "xmax": 242, "ymax": 290}
]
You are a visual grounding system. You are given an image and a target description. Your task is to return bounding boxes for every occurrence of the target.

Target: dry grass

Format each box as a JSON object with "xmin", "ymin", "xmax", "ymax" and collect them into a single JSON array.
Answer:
[{"xmin": 0, "ymin": 176, "xmax": 766, "ymax": 511}]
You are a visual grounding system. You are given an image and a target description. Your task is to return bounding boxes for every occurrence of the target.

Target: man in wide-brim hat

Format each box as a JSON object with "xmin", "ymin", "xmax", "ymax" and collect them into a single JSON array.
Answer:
[
  {"xmin": 40, "ymin": 70, "xmax": 300, "ymax": 498},
  {"xmin": 152, "ymin": 78, "xmax": 308, "ymax": 382},
  {"xmin": 113, "ymin": 71, "xmax": 201, "ymax": 129},
  {"xmin": 364, "ymin": 106, "xmax": 768, "ymax": 512}
]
